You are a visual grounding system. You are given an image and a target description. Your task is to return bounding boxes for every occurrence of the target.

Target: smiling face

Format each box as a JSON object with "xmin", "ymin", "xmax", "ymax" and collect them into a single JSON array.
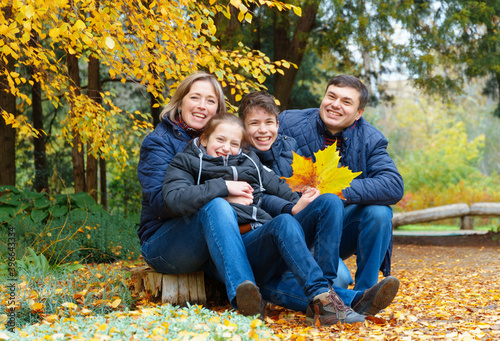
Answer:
[
  {"xmin": 200, "ymin": 122, "xmax": 244, "ymax": 158},
  {"xmin": 319, "ymin": 85, "xmax": 364, "ymax": 135},
  {"xmin": 243, "ymin": 107, "xmax": 279, "ymax": 152},
  {"xmin": 180, "ymin": 80, "xmax": 219, "ymax": 130}
]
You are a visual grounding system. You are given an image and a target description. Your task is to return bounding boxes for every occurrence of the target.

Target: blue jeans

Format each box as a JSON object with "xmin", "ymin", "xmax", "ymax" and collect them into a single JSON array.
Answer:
[
  {"xmin": 257, "ymin": 194, "xmax": 358, "ymax": 312},
  {"xmin": 341, "ymin": 204, "xmax": 393, "ymax": 291},
  {"xmin": 293, "ymin": 194, "xmax": 352, "ymax": 286},
  {"xmin": 242, "ymin": 214, "xmax": 331, "ymax": 303},
  {"xmin": 141, "ymin": 198, "xmax": 255, "ymax": 308}
]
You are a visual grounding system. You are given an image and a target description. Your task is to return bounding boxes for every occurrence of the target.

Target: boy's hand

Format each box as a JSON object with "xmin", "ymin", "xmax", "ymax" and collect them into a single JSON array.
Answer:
[{"xmin": 291, "ymin": 187, "xmax": 320, "ymax": 215}]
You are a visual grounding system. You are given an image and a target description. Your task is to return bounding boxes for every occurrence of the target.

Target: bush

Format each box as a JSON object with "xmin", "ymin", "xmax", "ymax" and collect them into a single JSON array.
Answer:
[
  {"xmin": 395, "ymin": 122, "xmax": 500, "ymax": 212},
  {"xmin": 0, "ymin": 186, "xmax": 140, "ymax": 264}
]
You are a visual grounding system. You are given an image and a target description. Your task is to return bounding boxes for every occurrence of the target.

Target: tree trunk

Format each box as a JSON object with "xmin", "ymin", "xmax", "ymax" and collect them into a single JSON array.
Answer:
[
  {"xmin": 150, "ymin": 91, "xmax": 161, "ymax": 127},
  {"xmin": 67, "ymin": 52, "xmax": 85, "ymax": 193},
  {"xmin": 273, "ymin": 0, "xmax": 320, "ymax": 110},
  {"xmin": 86, "ymin": 55, "xmax": 100, "ymax": 201},
  {"xmin": 495, "ymin": 71, "xmax": 500, "ymax": 118},
  {"xmin": 214, "ymin": 3, "xmax": 241, "ymax": 106},
  {"xmin": 100, "ymin": 156, "xmax": 107, "ymax": 209},
  {"xmin": 31, "ymin": 30, "xmax": 48, "ymax": 192},
  {"xmin": 0, "ymin": 5, "xmax": 16, "ymax": 187}
]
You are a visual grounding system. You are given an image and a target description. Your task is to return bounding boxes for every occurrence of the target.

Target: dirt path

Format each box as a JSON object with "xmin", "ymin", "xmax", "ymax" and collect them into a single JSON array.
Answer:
[
  {"xmin": 392, "ymin": 232, "xmax": 500, "ymax": 271},
  {"xmin": 263, "ymin": 232, "xmax": 500, "ymax": 339}
]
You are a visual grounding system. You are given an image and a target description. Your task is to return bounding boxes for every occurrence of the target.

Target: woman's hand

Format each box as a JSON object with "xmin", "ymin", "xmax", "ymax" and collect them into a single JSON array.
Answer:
[
  {"xmin": 225, "ymin": 181, "xmax": 254, "ymax": 205},
  {"xmin": 291, "ymin": 186, "xmax": 320, "ymax": 215}
]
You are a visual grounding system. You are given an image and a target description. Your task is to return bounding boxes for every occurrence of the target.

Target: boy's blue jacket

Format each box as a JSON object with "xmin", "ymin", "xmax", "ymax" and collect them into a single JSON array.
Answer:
[
  {"xmin": 278, "ymin": 108, "xmax": 404, "ymax": 276},
  {"xmin": 251, "ymin": 134, "xmax": 298, "ymax": 178}
]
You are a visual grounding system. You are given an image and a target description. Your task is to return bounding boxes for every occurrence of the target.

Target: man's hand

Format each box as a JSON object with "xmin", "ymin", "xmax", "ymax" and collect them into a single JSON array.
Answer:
[
  {"xmin": 224, "ymin": 181, "xmax": 254, "ymax": 206},
  {"xmin": 291, "ymin": 186, "xmax": 320, "ymax": 215}
]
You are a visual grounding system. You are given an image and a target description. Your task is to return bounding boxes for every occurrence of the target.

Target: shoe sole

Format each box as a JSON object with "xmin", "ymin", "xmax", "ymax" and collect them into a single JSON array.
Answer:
[
  {"xmin": 364, "ymin": 276, "xmax": 400, "ymax": 316},
  {"xmin": 236, "ymin": 281, "xmax": 262, "ymax": 317}
]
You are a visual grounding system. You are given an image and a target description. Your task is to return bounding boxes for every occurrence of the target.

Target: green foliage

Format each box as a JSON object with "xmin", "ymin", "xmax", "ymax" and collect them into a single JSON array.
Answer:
[
  {"xmin": 0, "ymin": 263, "xmax": 132, "ymax": 328},
  {"xmin": 399, "ymin": 0, "xmax": 500, "ymax": 110},
  {"xmin": 399, "ymin": 122, "xmax": 485, "ymax": 193},
  {"xmin": 0, "ymin": 248, "xmax": 84, "ymax": 280},
  {"xmin": 0, "ymin": 187, "xmax": 140, "ymax": 265},
  {"xmin": 395, "ymin": 121, "xmax": 500, "ymax": 210},
  {"xmin": 7, "ymin": 304, "xmax": 272, "ymax": 339}
]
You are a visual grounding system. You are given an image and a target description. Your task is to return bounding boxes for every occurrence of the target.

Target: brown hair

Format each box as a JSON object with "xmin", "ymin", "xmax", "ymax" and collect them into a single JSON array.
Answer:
[
  {"xmin": 160, "ymin": 72, "xmax": 226, "ymax": 122},
  {"xmin": 199, "ymin": 113, "xmax": 249, "ymax": 150},
  {"xmin": 237, "ymin": 91, "xmax": 280, "ymax": 123},
  {"xmin": 326, "ymin": 75, "xmax": 369, "ymax": 110}
]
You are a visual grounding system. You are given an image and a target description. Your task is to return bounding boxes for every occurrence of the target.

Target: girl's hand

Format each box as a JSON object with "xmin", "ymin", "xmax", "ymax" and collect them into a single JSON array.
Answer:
[
  {"xmin": 291, "ymin": 187, "xmax": 320, "ymax": 215},
  {"xmin": 224, "ymin": 194, "xmax": 254, "ymax": 206},
  {"xmin": 225, "ymin": 181, "xmax": 254, "ymax": 199}
]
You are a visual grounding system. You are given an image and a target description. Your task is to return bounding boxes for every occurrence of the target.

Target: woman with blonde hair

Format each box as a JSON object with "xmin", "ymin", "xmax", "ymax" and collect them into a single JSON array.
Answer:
[{"xmin": 138, "ymin": 72, "xmax": 262, "ymax": 316}]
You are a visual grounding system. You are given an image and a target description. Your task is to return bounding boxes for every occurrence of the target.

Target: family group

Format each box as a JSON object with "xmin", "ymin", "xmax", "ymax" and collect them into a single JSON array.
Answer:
[{"xmin": 137, "ymin": 72, "xmax": 404, "ymax": 326}]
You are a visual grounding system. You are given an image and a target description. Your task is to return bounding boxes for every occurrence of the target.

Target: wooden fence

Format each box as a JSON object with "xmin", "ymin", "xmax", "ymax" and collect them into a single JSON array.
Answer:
[{"xmin": 392, "ymin": 203, "xmax": 500, "ymax": 229}]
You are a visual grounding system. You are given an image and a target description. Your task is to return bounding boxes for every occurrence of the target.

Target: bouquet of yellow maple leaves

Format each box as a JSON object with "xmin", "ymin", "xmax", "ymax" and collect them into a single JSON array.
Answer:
[{"xmin": 282, "ymin": 143, "xmax": 361, "ymax": 200}]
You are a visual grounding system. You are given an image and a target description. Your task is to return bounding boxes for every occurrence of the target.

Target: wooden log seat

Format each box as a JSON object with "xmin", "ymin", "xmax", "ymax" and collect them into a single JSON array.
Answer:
[{"xmin": 130, "ymin": 265, "xmax": 206, "ymax": 306}]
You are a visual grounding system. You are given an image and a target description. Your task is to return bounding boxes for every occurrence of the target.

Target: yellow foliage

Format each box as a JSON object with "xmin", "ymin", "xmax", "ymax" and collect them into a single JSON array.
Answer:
[{"xmin": 1, "ymin": 0, "xmax": 300, "ymax": 164}]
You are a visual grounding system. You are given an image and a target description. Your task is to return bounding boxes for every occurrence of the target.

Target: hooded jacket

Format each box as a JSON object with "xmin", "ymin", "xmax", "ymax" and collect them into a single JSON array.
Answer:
[{"xmin": 162, "ymin": 139, "xmax": 300, "ymax": 226}]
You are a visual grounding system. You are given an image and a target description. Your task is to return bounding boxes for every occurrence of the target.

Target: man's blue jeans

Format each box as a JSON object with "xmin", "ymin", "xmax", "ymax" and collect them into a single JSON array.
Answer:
[
  {"xmin": 141, "ymin": 198, "xmax": 255, "ymax": 308},
  {"xmin": 341, "ymin": 204, "xmax": 393, "ymax": 291}
]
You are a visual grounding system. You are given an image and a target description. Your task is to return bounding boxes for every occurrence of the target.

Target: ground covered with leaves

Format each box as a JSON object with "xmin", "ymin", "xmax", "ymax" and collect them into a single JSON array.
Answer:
[{"xmin": 1, "ymin": 233, "xmax": 499, "ymax": 340}]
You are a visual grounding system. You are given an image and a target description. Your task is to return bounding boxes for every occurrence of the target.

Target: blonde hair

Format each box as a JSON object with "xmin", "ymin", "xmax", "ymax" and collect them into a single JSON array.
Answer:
[{"xmin": 160, "ymin": 72, "xmax": 226, "ymax": 122}]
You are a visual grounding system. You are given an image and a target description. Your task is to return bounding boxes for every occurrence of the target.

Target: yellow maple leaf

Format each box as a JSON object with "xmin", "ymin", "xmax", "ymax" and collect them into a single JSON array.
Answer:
[{"xmin": 282, "ymin": 143, "xmax": 361, "ymax": 199}]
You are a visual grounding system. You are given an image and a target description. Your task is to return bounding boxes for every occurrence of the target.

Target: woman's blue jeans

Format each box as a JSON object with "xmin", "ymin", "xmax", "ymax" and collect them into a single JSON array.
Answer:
[{"xmin": 141, "ymin": 198, "xmax": 255, "ymax": 308}]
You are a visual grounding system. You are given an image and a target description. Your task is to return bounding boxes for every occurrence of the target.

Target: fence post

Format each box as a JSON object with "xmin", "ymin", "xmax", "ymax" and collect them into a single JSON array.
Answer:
[{"xmin": 460, "ymin": 216, "xmax": 474, "ymax": 230}]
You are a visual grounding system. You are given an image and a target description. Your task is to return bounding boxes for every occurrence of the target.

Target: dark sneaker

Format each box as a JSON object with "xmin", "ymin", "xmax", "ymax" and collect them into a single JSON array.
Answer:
[
  {"xmin": 352, "ymin": 276, "xmax": 400, "ymax": 316},
  {"xmin": 306, "ymin": 289, "xmax": 366, "ymax": 326},
  {"xmin": 236, "ymin": 280, "xmax": 263, "ymax": 317}
]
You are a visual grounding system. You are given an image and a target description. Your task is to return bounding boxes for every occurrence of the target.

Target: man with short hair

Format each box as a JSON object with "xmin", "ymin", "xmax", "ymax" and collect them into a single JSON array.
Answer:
[{"xmin": 279, "ymin": 75, "xmax": 404, "ymax": 292}]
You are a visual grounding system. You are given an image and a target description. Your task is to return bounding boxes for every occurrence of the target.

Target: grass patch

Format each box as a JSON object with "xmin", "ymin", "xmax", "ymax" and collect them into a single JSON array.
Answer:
[
  {"xmin": 0, "ymin": 262, "xmax": 133, "ymax": 328},
  {"xmin": 3, "ymin": 305, "xmax": 274, "ymax": 340}
]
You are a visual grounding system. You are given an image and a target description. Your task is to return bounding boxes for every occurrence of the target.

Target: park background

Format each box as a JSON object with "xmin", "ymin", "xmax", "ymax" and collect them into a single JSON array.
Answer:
[{"xmin": 1, "ymin": 0, "xmax": 499, "ymax": 338}]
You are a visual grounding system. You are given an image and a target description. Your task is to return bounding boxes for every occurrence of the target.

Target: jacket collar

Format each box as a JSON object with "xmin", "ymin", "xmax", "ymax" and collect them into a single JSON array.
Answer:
[
  {"xmin": 315, "ymin": 112, "xmax": 361, "ymax": 138},
  {"xmin": 161, "ymin": 116, "xmax": 192, "ymax": 141}
]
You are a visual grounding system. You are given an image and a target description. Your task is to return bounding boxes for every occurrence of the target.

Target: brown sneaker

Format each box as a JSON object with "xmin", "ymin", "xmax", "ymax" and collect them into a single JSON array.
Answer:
[
  {"xmin": 236, "ymin": 280, "xmax": 263, "ymax": 317},
  {"xmin": 306, "ymin": 289, "xmax": 366, "ymax": 326},
  {"xmin": 352, "ymin": 276, "xmax": 400, "ymax": 316}
]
